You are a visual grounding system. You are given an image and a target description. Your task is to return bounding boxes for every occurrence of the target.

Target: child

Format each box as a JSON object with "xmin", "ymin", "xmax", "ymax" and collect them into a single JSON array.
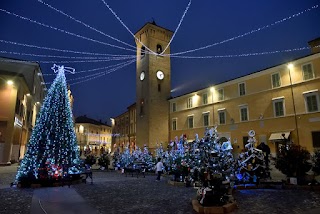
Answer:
[{"xmin": 156, "ymin": 158, "xmax": 163, "ymax": 181}]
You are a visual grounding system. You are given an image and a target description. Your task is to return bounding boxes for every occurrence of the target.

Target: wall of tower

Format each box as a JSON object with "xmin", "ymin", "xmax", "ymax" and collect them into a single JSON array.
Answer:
[{"xmin": 135, "ymin": 23, "xmax": 173, "ymax": 150}]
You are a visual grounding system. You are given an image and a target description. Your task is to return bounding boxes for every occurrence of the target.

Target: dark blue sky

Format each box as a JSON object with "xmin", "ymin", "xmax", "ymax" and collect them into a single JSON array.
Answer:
[{"xmin": 1, "ymin": 0, "xmax": 320, "ymax": 122}]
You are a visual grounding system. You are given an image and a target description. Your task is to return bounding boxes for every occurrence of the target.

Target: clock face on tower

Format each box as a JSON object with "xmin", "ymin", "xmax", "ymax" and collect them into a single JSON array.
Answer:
[
  {"xmin": 140, "ymin": 71, "xmax": 145, "ymax": 81},
  {"xmin": 156, "ymin": 70, "xmax": 164, "ymax": 80}
]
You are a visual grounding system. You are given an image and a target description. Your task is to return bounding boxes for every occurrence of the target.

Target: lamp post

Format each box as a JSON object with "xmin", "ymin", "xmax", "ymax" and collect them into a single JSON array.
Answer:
[
  {"xmin": 79, "ymin": 125, "xmax": 84, "ymax": 155},
  {"xmin": 287, "ymin": 63, "xmax": 300, "ymax": 145}
]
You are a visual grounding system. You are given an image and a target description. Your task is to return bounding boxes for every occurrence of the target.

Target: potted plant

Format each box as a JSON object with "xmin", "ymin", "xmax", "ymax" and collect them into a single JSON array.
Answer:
[{"xmin": 275, "ymin": 144, "xmax": 312, "ymax": 185}]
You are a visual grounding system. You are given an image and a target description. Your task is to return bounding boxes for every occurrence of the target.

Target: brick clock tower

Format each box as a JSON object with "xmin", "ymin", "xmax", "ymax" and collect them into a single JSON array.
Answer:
[{"xmin": 135, "ymin": 22, "xmax": 173, "ymax": 151}]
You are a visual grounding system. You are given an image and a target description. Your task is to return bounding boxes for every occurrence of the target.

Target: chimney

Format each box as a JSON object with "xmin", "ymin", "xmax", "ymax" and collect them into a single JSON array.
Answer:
[{"xmin": 308, "ymin": 37, "xmax": 320, "ymax": 54}]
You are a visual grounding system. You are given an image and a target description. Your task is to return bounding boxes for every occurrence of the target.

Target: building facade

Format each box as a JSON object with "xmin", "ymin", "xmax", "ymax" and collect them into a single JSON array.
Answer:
[
  {"xmin": 75, "ymin": 115, "xmax": 112, "ymax": 155},
  {"xmin": 0, "ymin": 58, "xmax": 46, "ymax": 164},
  {"xmin": 135, "ymin": 22, "xmax": 173, "ymax": 150},
  {"xmin": 112, "ymin": 21, "xmax": 320, "ymax": 156},
  {"xmin": 169, "ymin": 41, "xmax": 320, "ymax": 156},
  {"xmin": 111, "ymin": 103, "xmax": 137, "ymax": 152}
]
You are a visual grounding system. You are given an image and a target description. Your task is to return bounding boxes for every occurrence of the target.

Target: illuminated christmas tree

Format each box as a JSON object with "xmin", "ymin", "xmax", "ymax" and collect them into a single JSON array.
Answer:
[{"xmin": 15, "ymin": 64, "xmax": 81, "ymax": 184}]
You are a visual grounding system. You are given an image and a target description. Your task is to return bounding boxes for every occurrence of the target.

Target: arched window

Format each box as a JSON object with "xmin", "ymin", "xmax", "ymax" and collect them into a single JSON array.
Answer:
[
  {"xmin": 141, "ymin": 46, "xmax": 145, "ymax": 59},
  {"xmin": 156, "ymin": 44, "xmax": 162, "ymax": 54}
]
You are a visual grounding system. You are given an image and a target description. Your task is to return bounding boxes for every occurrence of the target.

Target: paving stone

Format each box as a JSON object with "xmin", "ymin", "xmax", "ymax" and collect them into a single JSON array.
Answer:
[{"xmin": 1, "ymin": 166, "xmax": 320, "ymax": 214}]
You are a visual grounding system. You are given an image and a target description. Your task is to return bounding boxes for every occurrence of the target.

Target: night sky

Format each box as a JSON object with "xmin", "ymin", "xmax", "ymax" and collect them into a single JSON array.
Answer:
[{"xmin": 0, "ymin": 0, "xmax": 320, "ymax": 122}]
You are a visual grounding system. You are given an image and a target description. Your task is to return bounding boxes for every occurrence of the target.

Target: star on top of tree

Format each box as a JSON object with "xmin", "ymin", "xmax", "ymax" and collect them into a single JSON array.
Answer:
[{"xmin": 51, "ymin": 64, "xmax": 76, "ymax": 74}]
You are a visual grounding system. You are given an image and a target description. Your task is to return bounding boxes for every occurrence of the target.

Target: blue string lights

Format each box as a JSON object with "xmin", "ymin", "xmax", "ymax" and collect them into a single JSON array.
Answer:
[{"xmin": 15, "ymin": 64, "xmax": 81, "ymax": 184}]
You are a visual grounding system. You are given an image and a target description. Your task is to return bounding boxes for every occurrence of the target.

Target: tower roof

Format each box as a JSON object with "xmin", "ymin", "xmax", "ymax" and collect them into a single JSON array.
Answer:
[{"xmin": 134, "ymin": 22, "xmax": 173, "ymax": 36}]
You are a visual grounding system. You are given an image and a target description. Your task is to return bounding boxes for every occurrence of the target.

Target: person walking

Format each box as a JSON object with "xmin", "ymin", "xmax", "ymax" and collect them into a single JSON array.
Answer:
[{"xmin": 155, "ymin": 158, "xmax": 163, "ymax": 181}]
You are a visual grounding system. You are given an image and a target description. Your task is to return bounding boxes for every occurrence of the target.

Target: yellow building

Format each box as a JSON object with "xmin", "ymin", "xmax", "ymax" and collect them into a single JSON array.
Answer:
[
  {"xmin": 112, "ymin": 22, "xmax": 320, "ymax": 156},
  {"xmin": 0, "ymin": 58, "xmax": 46, "ymax": 164},
  {"xmin": 75, "ymin": 115, "xmax": 112, "ymax": 155},
  {"xmin": 169, "ymin": 38, "xmax": 320, "ymax": 156},
  {"xmin": 111, "ymin": 103, "xmax": 136, "ymax": 152}
]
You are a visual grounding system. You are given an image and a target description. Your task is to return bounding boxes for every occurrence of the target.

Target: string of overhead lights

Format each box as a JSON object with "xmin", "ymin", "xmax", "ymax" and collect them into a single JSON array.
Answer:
[
  {"xmin": 170, "ymin": 46, "xmax": 314, "ymax": 59},
  {"xmin": 161, "ymin": 0, "xmax": 192, "ymax": 55},
  {"xmin": 0, "ymin": 8, "xmax": 137, "ymax": 53},
  {"xmin": 37, "ymin": 0, "xmax": 137, "ymax": 51},
  {"xmin": 99, "ymin": 0, "xmax": 157, "ymax": 56},
  {"xmin": 43, "ymin": 60, "xmax": 133, "ymax": 76},
  {"xmin": 68, "ymin": 59, "xmax": 136, "ymax": 86},
  {"xmin": 0, "ymin": 50, "xmax": 135, "ymax": 60},
  {"xmin": 38, "ymin": 57, "xmax": 135, "ymax": 64},
  {"xmin": 0, "ymin": 39, "xmax": 135, "ymax": 56},
  {"xmin": 164, "ymin": 4, "xmax": 319, "ymax": 56},
  {"xmin": 62, "ymin": 59, "xmax": 135, "ymax": 83}
]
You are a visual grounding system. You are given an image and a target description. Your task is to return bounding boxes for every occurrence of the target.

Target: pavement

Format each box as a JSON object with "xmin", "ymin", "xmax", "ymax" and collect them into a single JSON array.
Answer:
[
  {"xmin": 31, "ymin": 187, "xmax": 99, "ymax": 214},
  {"xmin": 0, "ymin": 164, "xmax": 99, "ymax": 214},
  {"xmin": 1, "ymin": 163, "xmax": 320, "ymax": 214}
]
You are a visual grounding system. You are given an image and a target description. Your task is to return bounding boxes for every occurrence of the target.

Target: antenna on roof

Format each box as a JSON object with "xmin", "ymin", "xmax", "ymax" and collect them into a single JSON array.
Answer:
[{"xmin": 151, "ymin": 17, "xmax": 156, "ymax": 25}]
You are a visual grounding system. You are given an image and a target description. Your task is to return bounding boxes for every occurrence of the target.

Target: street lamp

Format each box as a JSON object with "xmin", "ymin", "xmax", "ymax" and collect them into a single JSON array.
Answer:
[
  {"xmin": 287, "ymin": 63, "xmax": 300, "ymax": 145},
  {"xmin": 79, "ymin": 125, "xmax": 84, "ymax": 151},
  {"xmin": 7, "ymin": 80, "xmax": 14, "ymax": 85}
]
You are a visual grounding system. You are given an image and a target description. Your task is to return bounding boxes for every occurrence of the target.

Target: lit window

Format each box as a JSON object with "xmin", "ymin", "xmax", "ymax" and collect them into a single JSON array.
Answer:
[
  {"xmin": 203, "ymin": 93, "xmax": 208, "ymax": 105},
  {"xmin": 240, "ymin": 106, "xmax": 248, "ymax": 122},
  {"xmin": 239, "ymin": 82, "xmax": 246, "ymax": 96},
  {"xmin": 188, "ymin": 116, "xmax": 194, "ymax": 129},
  {"xmin": 271, "ymin": 73, "xmax": 281, "ymax": 88},
  {"xmin": 302, "ymin": 63, "xmax": 314, "ymax": 80}
]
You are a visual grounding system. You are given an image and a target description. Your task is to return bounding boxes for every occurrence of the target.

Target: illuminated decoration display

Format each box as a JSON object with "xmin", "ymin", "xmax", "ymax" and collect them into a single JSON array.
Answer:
[
  {"xmin": 235, "ymin": 129, "xmax": 270, "ymax": 183},
  {"xmin": 68, "ymin": 59, "xmax": 136, "ymax": 86},
  {"xmin": 165, "ymin": 4, "xmax": 319, "ymax": 56},
  {"xmin": 0, "ymin": 8, "xmax": 136, "ymax": 53},
  {"xmin": 0, "ymin": 50, "xmax": 135, "ymax": 61},
  {"xmin": 38, "ymin": 56, "xmax": 134, "ymax": 64},
  {"xmin": 43, "ymin": 60, "xmax": 132, "ymax": 76},
  {"xmin": 160, "ymin": 0, "xmax": 192, "ymax": 55},
  {"xmin": 99, "ymin": 0, "xmax": 157, "ymax": 55},
  {"xmin": 37, "ymin": 0, "xmax": 136, "ymax": 51},
  {"xmin": 0, "ymin": 38, "xmax": 131, "ymax": 56},
  {"xmin": 15, "ymin": 64, "xmax": 81, "ymax": 183}
]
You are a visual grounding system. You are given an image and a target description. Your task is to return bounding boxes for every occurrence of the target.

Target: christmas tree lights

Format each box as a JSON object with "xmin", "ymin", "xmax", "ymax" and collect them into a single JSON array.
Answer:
[{"xmin": 15, "ymin": 64, "xmax": 81, "ymax": 184}]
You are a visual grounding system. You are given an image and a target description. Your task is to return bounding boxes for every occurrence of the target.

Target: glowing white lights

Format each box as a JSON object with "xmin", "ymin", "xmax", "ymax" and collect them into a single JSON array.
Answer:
[
  {"xmin": 0, "ymin": 8, "xmax": 136, "ymax": 52},
  {"xmin": 99, "ymin": 0, "xmax": 157, "ymax": 55},
  {"xmin": 161, "ymin": 0, "xmax": 192, "ymax": 55},
  {"xmin": 288, "ymin": 63, "xmax": 294, "ymax": 69},
  {"xmin": 37, "ymin": 0, "xmax": 136, "ymax": 51},
  {"xmin": 7, "ymin": 80, "xmax": 13, "ymax": 85},
  {"xmin": 0, "ymin": 50, "xmax": 136, "ymax": 59},
  {"xmin": 68, "ymin": 59, "xmax": 136, "ymax": 86},
  {"xmin": 166, "ymin": 4, "xmax": 319, "ymax": 56}
]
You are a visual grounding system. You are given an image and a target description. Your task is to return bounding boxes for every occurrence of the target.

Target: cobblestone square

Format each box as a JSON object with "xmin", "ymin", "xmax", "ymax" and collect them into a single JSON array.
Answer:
[{"xmin": 1, "ymin": 165, "xmax": 320, "ymax": 214}]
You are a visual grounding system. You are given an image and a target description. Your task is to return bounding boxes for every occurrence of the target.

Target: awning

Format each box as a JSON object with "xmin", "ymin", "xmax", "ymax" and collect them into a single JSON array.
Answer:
[{"xmin": 269, "ymin": 131, "xmax": 290, "ymax": 141}]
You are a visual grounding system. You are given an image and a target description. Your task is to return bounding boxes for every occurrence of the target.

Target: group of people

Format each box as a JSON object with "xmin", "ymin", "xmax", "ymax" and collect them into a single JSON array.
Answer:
[{"xmin": 79, "ymin": 146, "xmax": 109, "ymax": 157}]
